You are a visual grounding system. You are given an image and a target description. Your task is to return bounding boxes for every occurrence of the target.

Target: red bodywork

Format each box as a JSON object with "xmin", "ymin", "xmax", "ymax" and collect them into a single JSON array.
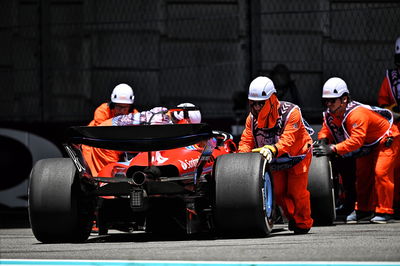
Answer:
[{"xmin": 97, "ymin": 140, "xmax": 237, "ymax": 179}]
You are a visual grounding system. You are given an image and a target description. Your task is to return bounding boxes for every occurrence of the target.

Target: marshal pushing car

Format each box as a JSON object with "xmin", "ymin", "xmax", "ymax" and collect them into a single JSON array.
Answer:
[{"xmin": 28, "ymin": 104, "xmax": 337, "ymax": 243}]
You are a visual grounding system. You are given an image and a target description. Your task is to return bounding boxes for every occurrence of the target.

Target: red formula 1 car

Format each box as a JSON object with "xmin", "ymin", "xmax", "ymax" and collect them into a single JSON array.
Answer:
[{"xmin": 28, "ymin": 123, "xmax": 275, "ymax": 243}]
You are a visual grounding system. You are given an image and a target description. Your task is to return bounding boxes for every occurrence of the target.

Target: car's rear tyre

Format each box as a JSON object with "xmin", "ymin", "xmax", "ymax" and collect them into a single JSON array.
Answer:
[
  {"xmin": 213, "ymin": 153, "xmax": 274, "ymax": 236},
  {"xmin": 308, "ymin": 155, "xmax": 336, "ymax": 226},
  {"xmin": 28, "ymin": 158, "xmax": 95, "ymax": 243}
]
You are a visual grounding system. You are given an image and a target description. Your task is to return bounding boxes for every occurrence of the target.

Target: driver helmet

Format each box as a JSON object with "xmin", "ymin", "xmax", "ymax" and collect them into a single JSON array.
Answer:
[{"xmin": 173, "ymin": 103, "xmax": 202, "ymax": 123}]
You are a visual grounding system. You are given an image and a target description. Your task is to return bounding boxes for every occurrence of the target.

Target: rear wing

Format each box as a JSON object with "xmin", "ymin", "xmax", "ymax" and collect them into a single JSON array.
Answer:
[{"xmin": 67, "ymin": 123, "xmax": 213, "ymax": 152}]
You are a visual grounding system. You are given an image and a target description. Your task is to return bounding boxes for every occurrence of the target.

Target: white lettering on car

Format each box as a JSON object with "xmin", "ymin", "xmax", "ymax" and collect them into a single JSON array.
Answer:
[{"xmin": 178, "ymin": 158, "xmax": 199, "ymax": 171}]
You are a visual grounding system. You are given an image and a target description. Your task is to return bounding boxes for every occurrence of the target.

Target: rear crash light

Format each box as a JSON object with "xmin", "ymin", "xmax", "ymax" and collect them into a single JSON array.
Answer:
[{"xmin": 130, "ymin": 189, "xmax": 144, "ymax": 208}]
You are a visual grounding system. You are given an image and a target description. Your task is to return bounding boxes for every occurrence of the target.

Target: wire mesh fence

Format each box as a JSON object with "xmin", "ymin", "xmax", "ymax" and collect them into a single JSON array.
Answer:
[
  {"xmin": 0, "ymin": 0, "xmax": 399, "ymax": 127},
  {"xmin": 257, "ymin": 0, "xmax": 400, "ymax": 123}
]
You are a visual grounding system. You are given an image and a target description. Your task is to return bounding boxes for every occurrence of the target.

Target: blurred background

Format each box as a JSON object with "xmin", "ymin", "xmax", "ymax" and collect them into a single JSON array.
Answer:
[{"xmin": 0, "ymin": 0, "xmax": 399, "ymax": 222}]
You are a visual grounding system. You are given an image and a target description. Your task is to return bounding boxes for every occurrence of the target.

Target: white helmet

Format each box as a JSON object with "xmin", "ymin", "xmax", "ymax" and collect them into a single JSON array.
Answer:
[
  {"xmin": 322, "ymin": 77, "xmax": 349, "ymax": 98},
  {"xmin": 248, "ymin": 76, "xmax": 277, "ymax": 101},
  {"xmin": 111, "ymin": 83, "xmax": 134, "ymax": 104},
  {"xmin": 174, "ymin": 103, "xmax": 202, "ymax": 123}
]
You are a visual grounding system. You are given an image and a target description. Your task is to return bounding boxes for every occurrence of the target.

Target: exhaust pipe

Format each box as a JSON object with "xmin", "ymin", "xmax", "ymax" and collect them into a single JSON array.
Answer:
[
  {"xmin": 127, "ymin": 166, "xmax": 161, "ymax": 186},
  {"xmin": 130, "ymin": 171, "xmax": 148, "ymax": 186}
]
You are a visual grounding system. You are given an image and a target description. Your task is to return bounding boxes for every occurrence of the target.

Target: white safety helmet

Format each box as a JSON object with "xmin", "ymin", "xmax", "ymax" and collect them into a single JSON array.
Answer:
[
  {"xmin": 322, "ymin": 77, "xmax": 349, "ymax": 98},
  {"xmin": 248, "ymin": 76, "xmax": 277, "ymax": 101},
  {"xmin": 111, "ymin": 83, "xmax": 134, "ymax": 104},
  {"xmin": 173, "ymin": 103, "xmax": 202, "ymax": 123}
]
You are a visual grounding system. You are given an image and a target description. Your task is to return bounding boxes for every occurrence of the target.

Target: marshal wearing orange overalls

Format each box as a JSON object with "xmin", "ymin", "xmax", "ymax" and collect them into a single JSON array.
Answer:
[
  {"xmin": 82, "ymin": 83, "xmax": 138, "ymax": 176},
  {"xmin": 377, "ymin": 36, "xmax": 400, "ymax": 217},
  {"xmin": 315, "ymin": 77, "xmax": 400, "ymax": 224},
  {"xmin": 238, "ymin": 76, "xmax": 313, "ymax": 234}
]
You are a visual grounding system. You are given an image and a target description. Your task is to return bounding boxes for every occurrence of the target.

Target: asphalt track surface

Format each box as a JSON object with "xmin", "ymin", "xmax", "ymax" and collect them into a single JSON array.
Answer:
[{"xmin": 1, "ymin": 219, "xmax": 400, "ymax": 264}]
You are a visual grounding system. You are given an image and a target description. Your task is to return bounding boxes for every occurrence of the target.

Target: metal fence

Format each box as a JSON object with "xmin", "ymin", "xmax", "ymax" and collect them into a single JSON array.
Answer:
[
  {"xmin": 0, "ymin": 0, "xmax": 399, "ymax": 126},
  {"xmin": 255, "ymin": 0, "xmax": 400, "ymax": 123}
]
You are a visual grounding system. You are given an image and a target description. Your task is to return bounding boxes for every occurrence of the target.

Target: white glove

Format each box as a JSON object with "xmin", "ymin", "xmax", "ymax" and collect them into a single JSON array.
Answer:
[
  {"xmin": 252, "ymin": 145, "xmax": 277, "ymax": 163},
  {"xmin": 260, "ymin": 147, "xmax": 273, "ymax": 163}
]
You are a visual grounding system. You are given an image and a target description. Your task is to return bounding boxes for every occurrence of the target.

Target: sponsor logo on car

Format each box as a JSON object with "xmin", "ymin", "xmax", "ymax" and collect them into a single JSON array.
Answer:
[
  {"xmin": 178, "ymin": 158, "xmax": 199, "ymax": 170},
  {"xmin": 154, "ymin": 151, "xmax": 168, "ymax": 164}
]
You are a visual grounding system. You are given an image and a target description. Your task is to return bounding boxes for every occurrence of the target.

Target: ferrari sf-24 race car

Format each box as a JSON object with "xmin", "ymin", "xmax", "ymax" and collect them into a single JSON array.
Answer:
[
  {"xmin": 28, "ymin": 121, "xmax": 278, "ymax": 243},
  {"xmin": 28, "ymin": 109, "xmax": 335, "ymax": 243}
]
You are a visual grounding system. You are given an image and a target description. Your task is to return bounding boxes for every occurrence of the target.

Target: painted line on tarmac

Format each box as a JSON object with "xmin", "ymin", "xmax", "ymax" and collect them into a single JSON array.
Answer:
[{"xmin": 1, "ymin": 260, "xmax": 400, "ymax": 266}]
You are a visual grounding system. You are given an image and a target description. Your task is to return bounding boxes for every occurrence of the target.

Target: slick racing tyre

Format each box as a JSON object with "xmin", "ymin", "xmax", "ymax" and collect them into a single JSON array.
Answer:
[
  {"xmin": 213, "ymin": 153, "xmax": 274, "ymax": 236},
  {"xmin": 28, "ymin": 158, "xmax": 95, "ymax": 243},
  {"xmin": 308, "ymin": 155, "xmax": 336, "ymax": 226}
]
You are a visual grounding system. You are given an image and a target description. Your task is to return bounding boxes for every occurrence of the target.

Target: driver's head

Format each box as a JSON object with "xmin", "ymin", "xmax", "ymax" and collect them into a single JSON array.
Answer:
[{"xmin": 172, "ymin": 103, "xmax": 202, "ymax": 124}]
